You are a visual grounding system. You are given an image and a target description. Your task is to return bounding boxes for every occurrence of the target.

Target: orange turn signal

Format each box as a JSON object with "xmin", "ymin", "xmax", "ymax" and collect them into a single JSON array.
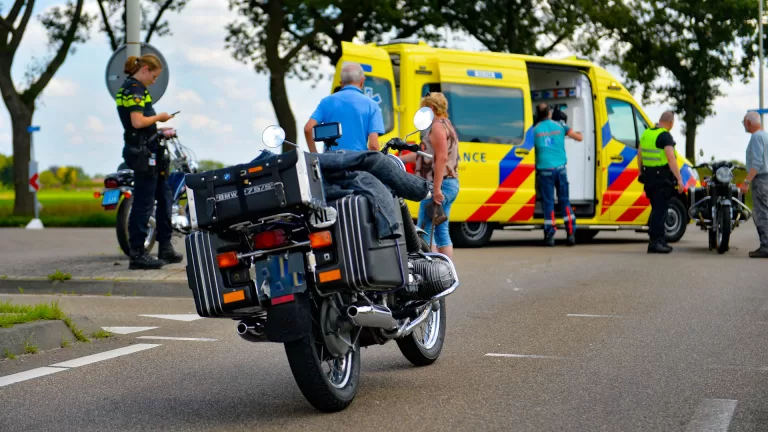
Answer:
[
  {"xmin": 93, "ymin": 191, "xmax": 101, "ymax": 198},
  {"xmin": 309, "ymin": 231, "xmax": 333, "ymax": 249},
  {"xmin": 123, "ymin": 190, "xmax": 132, "ymax": 199},
  {"xmin": 223, "ymin": 290, "xmax": 245, "ymax": 304},
  {"xmin": 217, "ymin": 251, "xmax": 239, "ymax": 268},
  {"xmin": 319, "ymin": 269, "xmax": 341, "ymax": 283}
]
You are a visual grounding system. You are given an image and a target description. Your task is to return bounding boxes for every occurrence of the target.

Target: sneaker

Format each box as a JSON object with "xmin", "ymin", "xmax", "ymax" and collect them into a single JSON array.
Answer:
[
  {"xmin": 647, "ymin": 241, "xmax": 672, "ymax": 254},
  {"xmin": 158, "ymin": 242, "xmax": 184, "ymax": 264},
  {"xmin": 545, "ymin": 236, "xmax": 555, "ymax": 247},
  {"xmin": 130, "ymin": 251, "xmax": 165, "ymax": 270},
  {"xmin": 749, "ymin": 249, "xmax": 768, "ymax": 258},
  {"xmin": 566, "ymin": 233, "xmax": 576, "ymax": 246}
]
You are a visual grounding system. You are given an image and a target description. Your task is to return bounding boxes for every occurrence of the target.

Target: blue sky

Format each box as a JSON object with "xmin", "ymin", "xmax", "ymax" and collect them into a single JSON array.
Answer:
[{"xmin": 0, "ymin": 0, "xmax": 762, "ymax": 176}]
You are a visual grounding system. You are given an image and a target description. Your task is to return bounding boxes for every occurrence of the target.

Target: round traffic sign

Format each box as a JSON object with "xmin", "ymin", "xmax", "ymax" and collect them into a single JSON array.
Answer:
[{"xmin": 105, "ymin": 43, "xmax": 170, "ymax": 103}]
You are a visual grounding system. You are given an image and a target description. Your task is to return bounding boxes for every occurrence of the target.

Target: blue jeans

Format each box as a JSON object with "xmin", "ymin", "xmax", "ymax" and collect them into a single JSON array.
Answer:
[
  {"xmin": 417, "ymin": 178, "xmax": 459, "ymax": 248},
  {"xmin": 536, "ymin": 165, "xmax": 576, "ymax": 238}
]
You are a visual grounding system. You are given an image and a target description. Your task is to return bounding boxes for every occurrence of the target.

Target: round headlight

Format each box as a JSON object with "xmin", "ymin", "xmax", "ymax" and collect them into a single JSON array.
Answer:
[{"xmin": 715, "ymin": 167, "xmax": 733, "ymax": 183}]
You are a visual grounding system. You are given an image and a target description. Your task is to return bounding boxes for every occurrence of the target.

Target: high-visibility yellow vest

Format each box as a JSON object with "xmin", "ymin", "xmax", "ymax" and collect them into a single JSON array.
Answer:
[{"xmin": 640, "ymin": 127, "xmax": 669, "ymax": 167}]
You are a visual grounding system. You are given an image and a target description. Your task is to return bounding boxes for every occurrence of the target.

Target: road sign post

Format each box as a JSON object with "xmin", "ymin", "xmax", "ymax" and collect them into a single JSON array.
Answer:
[{"xmin": 26, "ymin": 125, "xmax": 43, "ymax": 230}]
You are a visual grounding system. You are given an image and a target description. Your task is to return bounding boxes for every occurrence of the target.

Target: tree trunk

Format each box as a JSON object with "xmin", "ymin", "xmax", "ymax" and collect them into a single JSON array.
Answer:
[
  {"xmin": 11, "ymin": 107, "xmax": 34, "ymax": 216},
  {"xmin": 269, "ymin": 70, "xmax": 297, "ymax": 154},
  {"xmin": 684, "ymin": 121, "xmax": 697, "ymax": 161}
]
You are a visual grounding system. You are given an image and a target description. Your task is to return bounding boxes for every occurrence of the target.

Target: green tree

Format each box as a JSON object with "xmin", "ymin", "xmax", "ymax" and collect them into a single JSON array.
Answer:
[
  {"xmin": 0, "ymin": 153, "xmax": 12, "ymax": 188},
  {"xmin": 441, "ymin": 0, "xmax": 586, "ymax": 55},
  {"xmin": 578, "ymin": 0, "xmax": 757, "ymax": 159},
  {"xmin": 225, "ymin": 0, "xmax": 446, "ymax": 152},
  {"xmin": 95, "ymin": 0, "xmax": 190, "ymax": 51},
  {"xmin": 39, "ymin": 170, "xmax": 59, "ymax": 188},
  {"xmin": 0, "ymin": 1, "xmax": 94, "ymax": 215},
  {"xmin": 197, "ymin": 159, "xmax": 225, "ymax": 172}
]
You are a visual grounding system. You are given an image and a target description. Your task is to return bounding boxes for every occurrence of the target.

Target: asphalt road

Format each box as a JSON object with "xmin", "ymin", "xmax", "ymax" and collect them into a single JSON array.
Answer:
[{"xmin": 1, "ymin": 224, "xmax": 767, "ymax": 431}]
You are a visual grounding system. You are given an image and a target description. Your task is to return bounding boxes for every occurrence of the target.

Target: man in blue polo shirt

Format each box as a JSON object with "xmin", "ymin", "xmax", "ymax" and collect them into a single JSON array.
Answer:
[
  {"xmin": 534, "ymin": 103, "xmax": 584, "ymax": 247},
  {"xmin": 304, "ymin": 62, "xmax": 385, "ymax": 153}
]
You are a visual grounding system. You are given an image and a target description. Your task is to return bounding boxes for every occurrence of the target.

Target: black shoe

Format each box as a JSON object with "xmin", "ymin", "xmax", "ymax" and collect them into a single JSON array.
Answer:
[
  {"xmin": 749, "ymin": 248, "xmax": 768, "ymax": 258},
  {"xmin": 566, "ymin": 233, "xmax": 576, "ymax": 246},
  {"xmin": 647, "ymin": 241, "xmax": 672, "ymax": 254},
  {"xmin": 158, "ymin": 242, "xmax": 184, "ymax": 264},
  {"xmin": 545, "ymin": 236, "xmax": 555, "ymax": 247},
  {"xmin": 130, "ymin": 251, "xmax": 165, "ymax": 270}
]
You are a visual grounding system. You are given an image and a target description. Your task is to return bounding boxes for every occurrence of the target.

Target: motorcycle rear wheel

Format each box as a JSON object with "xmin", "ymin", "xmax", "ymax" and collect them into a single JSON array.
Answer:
[
  {"xmin": 396, "ymin": 238, "xmax": 448, "ymax": 366},
  {"xmin": 284, "ymin": 299, "xmax": 361, "ymax": 412},
  {"xmin": 116, "ymin": 197, "xmax": 156, "ymax": 257}
]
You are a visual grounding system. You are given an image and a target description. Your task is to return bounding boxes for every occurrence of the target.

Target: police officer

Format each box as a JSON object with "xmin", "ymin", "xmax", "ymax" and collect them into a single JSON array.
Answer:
[
  {"xmin": 639, "ymin": 111, "xmax": 686, "ymax": 254},
  {"xmin": 117, "ymin": 54, "xmax": 183, "ymax": 269}
]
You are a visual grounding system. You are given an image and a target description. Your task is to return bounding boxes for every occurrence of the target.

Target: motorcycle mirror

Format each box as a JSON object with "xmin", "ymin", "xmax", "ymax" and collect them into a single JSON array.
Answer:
[
  {"xmin": 262, "ymin": 125, "xmax": 286, "ymax": 149},
  {"xmin": 699, "ymin": 149, "xmax": 704, "ymax": 157},
  {"xmin": 413, "ymin": 107, "xmax": 435, "ymax": 131}
]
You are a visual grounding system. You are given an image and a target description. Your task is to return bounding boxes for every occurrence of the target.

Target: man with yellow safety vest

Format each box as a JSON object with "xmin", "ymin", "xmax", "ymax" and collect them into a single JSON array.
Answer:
[{"xmin": 638, "ymin": 111, "xmax": 687, "ymax": 254}]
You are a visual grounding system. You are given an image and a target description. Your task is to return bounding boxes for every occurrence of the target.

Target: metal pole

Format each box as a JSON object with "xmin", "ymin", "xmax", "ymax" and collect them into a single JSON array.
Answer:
[
  {"xmin": 757, "ymin": 0, "xmax": 765, "ymax": 125},
  {"xmin": 126, "ymin": 0, "xmax": 141, "ymax": 59},
  {"xmin": 31, "ymin": 132, "xmax": 38, "ymax": 220}
]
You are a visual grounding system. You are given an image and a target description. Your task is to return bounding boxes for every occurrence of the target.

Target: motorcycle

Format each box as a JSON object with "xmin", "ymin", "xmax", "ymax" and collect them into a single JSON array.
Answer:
[
  {"xmin": 688, "ymin": 160, "xmax": 752, "ymax": 253},
  {"xmin": 182, "ymin": 107, "xmax": 459, "ymax": 412},
  {"xmin": 95, "ymin": 129, "xmax": 198, "ymax": 256}
]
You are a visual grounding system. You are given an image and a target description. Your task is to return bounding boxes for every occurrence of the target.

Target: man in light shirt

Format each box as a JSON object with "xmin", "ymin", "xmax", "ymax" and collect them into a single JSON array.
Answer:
[{"xmin": 739, "ymin": 111, "xmax": 768, "ymax": 258}]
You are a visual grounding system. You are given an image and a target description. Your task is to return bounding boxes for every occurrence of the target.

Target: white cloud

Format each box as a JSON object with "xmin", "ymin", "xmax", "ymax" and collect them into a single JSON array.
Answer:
[
  {"xmin": 86, "ymin": 116, "xmax": 105, "ymax": 133},
  {"xmin": 186, "ymin": 114, "xmax": 233, "ymax": 134},
  {"xmin": 216, "ymin": 98, "xmax": 229, "ymax": 109},
  {"xmin": 70, "ymin": 135, "xmax": 84, "ymax": 145},
  {"xmin": 185, "ymin": 47, "xmax": 246, "ymax": 72},
  {"xmin": 45, "ymin": 79, "xmax": 79, "ymax": 97},
  {"xmin": 177, "ymin": 89, "xmax": 204, "ymax": 105},
  {"xmin": 64, "ymin": 123, "xmax": 76, "ymax": 134}
]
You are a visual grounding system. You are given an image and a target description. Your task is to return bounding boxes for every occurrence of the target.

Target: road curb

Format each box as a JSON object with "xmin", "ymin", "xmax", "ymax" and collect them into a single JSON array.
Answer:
[
  {"xmin": 0, "ymin": 278, "xmax": 191, "ymax": 298},
  {"xmin": 0, "ymin": 315, "xmax": 104, "ymax": 358}
]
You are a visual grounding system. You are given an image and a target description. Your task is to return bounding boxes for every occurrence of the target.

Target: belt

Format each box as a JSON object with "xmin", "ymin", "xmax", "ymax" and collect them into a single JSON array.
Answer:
[{"xmin": 537, "ymin": 164, "xmax": 567, "ymax": 171}]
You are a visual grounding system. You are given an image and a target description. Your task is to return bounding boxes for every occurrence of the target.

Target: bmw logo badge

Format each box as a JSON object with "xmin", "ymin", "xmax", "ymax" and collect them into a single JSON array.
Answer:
[{"xmin": 224, "ymin": 173, "xmax": 231, "ymax": 181}]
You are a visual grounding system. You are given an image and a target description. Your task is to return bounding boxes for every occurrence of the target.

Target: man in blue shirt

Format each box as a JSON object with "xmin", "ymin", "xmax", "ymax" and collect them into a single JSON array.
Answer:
[
  {"xmin": 533, "ymin": 103, "xmax": 583, "ymax": 246},
  {"xmin": 739, "ymin": 111, "xmax": 768, "ymax": 258},
  {"xmin": 304, "ymin": 62, "xmax": 385, "ymax": 153}
]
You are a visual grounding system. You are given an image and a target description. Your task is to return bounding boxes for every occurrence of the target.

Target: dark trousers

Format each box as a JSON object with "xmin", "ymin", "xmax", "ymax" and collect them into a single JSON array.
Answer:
[
  {"xmin": 129, "ymin": 170, "xmax": 173, "ymax": 253},
  {"xmin": 536, "ymin": 165, "xmax": 576, "ymax": 238},
  {"xmin": 643, "ymin": 166, "xmax": 674, "ymax": 243}
]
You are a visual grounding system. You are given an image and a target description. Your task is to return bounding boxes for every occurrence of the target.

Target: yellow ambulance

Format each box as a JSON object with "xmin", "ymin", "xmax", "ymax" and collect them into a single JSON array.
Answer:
[{"xmin": 329, "ymin": 40, "xmax": 699, "ymax": 247}]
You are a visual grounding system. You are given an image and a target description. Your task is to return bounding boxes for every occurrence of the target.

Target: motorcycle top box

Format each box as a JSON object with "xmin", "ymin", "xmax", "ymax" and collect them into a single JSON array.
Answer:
[{"xmin": 185, "ymin": 149, "xmax": 326, "ymax": 231}]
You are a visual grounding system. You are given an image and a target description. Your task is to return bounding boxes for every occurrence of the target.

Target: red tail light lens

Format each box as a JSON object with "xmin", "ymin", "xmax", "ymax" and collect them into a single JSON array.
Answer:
[
  {"xmin": 104, "ymin": 178, "xmax": 119, "ymax": 189},
  {"xmin": 253, "ymin": 229, "xmax": 288, "ymax": 249}
]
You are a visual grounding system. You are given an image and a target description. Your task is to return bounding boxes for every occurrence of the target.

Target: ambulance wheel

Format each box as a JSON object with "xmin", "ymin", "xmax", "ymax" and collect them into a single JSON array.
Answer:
[
  {"xmin": 450, "ymin": 222, "xmax": 493, "ymax": 248},
  {"xmin": 664, "ymin": 197, "xmax": 687, "ymax": 244}
]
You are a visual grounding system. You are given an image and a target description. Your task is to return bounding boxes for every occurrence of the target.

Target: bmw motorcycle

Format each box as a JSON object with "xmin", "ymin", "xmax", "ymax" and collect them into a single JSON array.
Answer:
[
  {"xmin": 688, "ymin": 160, "xmax": 752, "ymax": 253},
  {"xmin": 95, "ymin": 129, "xmax": 198, "ymax": 256},
  {"xmin": 182, "ymin": 107, "xmax": 459, "ymax": 412}
]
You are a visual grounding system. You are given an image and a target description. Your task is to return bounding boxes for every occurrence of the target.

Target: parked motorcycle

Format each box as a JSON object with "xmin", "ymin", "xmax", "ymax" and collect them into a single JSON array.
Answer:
[
  {"xmin": 95, "ymin": 129, "xmax": 198, "ymax": 256},
  {"xmin": 688, "ymin": 160, "xmax": 752, "ymax": 253},
  {"xmin": 182, "ymin": 107, "xmax": 459, "ymax": 412}
]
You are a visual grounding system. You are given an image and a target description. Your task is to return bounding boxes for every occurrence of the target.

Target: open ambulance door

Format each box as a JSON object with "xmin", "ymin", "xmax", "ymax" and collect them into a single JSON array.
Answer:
[{"xmin": 337, "ymin": 42, "xmax": 399, "ymax": 143}]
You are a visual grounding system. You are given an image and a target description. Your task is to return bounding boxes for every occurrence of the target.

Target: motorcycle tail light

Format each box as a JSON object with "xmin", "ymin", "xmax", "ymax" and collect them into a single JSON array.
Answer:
[
  {"xmin": 104, "ymin": 178, "xmax": 119, "ymax": 189},
  {"xmin": 253, "ymin": 229, "xmax": 288, "ymax": 249},
  {"xmin": 217, "ymin": 251, "xmax": 239, "ymax": 268},
  {"xmin": 309, "ymin": 230, "xmax": 332, "ymax": 249},
  {"xmin": 123, "ymin": 190, "xmax": 132, "ymax": 199}
]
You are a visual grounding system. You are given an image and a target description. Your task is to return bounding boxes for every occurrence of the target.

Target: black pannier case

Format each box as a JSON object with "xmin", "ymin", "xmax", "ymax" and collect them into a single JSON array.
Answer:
[
  {"xmin": 185, "ymin": 149, "xmax": 326, "ymax": 231},
  {"xmin": 316, "ymin": 195, "xmax": 408, "ymax": 291}
]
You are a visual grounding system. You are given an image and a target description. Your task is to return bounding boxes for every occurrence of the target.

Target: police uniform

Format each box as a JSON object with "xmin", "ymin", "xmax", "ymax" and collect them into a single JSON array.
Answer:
[
  {"xmin": 639, "ymin": 126, "xmax": 676, "ymax": 253},
  {"xmin": 116, "ymin": 77, "xmax": 180, "ymax": 268}
]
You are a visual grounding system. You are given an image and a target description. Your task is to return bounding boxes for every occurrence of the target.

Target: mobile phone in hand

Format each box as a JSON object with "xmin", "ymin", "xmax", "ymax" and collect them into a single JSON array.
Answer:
[{"xmin": 171, "ymin": 111, "xmax": 180, "ymax": 116}]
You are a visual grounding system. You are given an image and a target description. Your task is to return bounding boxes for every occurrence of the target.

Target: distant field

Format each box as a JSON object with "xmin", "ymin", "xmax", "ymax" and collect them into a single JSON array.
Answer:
[{"xmin": 0, "ymin": 189, "xmax": 116, "ymax": 227}]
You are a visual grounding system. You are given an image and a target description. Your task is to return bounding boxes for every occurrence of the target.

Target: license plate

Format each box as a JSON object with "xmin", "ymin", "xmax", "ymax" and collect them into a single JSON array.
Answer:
[{"xmin": 101, "ymin": 189, "xmax": 121, "ymax": 206}]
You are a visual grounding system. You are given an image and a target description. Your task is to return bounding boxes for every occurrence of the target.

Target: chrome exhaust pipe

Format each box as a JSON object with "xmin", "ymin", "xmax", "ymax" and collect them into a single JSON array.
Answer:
[
  {"xmin": 237, "ymin": 320, "xmax": 267, "ymax": 343},
  {"xmin": 346, "ymin": 305, "xmax": 398, "ymax": 330}
]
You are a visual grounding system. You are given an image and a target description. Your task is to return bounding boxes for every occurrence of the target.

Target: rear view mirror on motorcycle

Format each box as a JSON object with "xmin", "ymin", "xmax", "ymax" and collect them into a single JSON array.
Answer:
[
  {"xmin": 413, "ymin": 107, "xmax": 434, "ymax": 131},
  {"xmin": 262, "ymin": 125, "xmax": 286, "ymax": 148}
]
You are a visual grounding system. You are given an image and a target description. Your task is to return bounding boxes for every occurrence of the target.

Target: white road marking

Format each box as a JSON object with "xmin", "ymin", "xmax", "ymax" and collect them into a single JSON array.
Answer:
[
  {"xmin": 101, "ymin": 326, "xmax": 158, "ymax": 334},
  {"xmin": 138, "ymin": 314, "xmax": 202, "ymax": 322},
  {"xmin": 567, "ymin": 314, "xmax": 623, "ymax": 318},
  {"xmin": 684, "ymin": 399, "xmax": 737, "ymax": 432},
  {"xmin": 485, "ymin": 353, "xmax": 564, "ymax": 359},
  {"xmin": 50, "ymin": 344, "xmax": 161, "ymax": 368},
  {"xmin": 136, "ymin": 336, "xmax": 217, "ymax": 342},
  {"xmin": 0, "ymin": 367, "xmax": 68, "ymax": 388}
]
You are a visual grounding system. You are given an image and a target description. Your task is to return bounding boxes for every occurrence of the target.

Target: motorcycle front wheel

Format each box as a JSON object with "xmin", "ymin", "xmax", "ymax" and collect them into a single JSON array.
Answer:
[
  {"xmin": 396, "ymin": 238, "xmax": 448, "ymax": 366},
  {"xmin": 710, "ymin": 205, "xmax": 731, "ymax": 254}
]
